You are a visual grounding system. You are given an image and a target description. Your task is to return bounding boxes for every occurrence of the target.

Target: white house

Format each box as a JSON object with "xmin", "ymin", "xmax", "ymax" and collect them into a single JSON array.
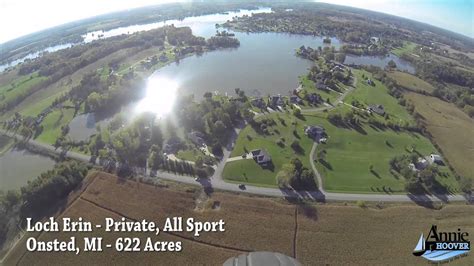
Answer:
[{"xmin": 429, "ymin": 154, "xmax": 443, "ymax": 164}]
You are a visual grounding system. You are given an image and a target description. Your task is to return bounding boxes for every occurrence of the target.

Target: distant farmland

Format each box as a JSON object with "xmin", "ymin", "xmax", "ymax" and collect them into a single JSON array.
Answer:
[
  {"xmin": 405, "ymin": 92, "xmax": 474, "ymax": 179},
  {"xmin": 6, "ymin": 172, "xmax": 474, "ymax": 265},
  {"xmin": 388, "ymin": 71, "xmax": 435, "ymax": 93}
]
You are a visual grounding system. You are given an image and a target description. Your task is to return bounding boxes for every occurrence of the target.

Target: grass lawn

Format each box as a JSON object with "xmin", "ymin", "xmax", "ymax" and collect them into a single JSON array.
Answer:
[
  {"xmin": 19, "ymin": 92, "xmax": 61, "ymax": 117},
  {"xmin": 387, "ymin": 71, "xmax": 435, "ymax": 93},
  {"xmin": 224, "ymin": 101, "xmax": 459, "ymax": 192},
  {"xmin": 223, "ymin": 159, "xmax": 281, "ymax": 187},
  {"xmin": 176, "ymin": 148, "xmax": 201, "ymax": 162},
  {"xmin": 70, "ymin": 146, "xmax": 91, "ymax": 155},
  {"xmin": 346, "ymin": 69, "xmax": 414, "ymax": 124},
  {"xmin": 404, "ymin": 92, "xmax": 474, "ymax": 179},
  {"xmin": 0, "ymin": 135, "xmax": 14, "ymax": 156},
  {"xmin": 223, "ymin": 112, "xmax": 315, "ymax": 186},
  {"xmin": 36, "ymin": 108, "xmax": 75, "ymax": 144},
  {"xmin": 0, "ymin": 73, "xmax": 46, "ymax": 106},
  {"xmin": 391, "ymin": 41, "xmax": 417, "ymax": 57},
  {"xmin": 299, "ymin": 75, "xmax": 340, "ymax": 104},
  {"xmin": 308, "ymin": 112, "xmax": 458, "ymax": 193}
]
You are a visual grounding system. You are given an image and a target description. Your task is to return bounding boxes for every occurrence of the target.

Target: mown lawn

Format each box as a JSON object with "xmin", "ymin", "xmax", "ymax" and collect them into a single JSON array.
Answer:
[
  {"xmin": 387, "ymin": 71, "xmax": 434, "ymax": 93},
  {"xmin": 0, "ymin": 135, "xmax": 14, "ymax": 156},
  {"xmin": 19, "ymin": 92, "xmax": 61, "ymax": 117},
  {"xmin": 304, "ymin": 114, "xmax": 458, "ymax": 193},
  {"xmin": 223, "ymin": 159, "xmax": 281, "ymax": 187},
  {"xmin": 391, "ymin": 41, "xmax": 417, "ymax": 57},
  {"xmin": 225, "ymin": 91, "xmax": 458, "ymax": 192},
  {"xmin": 0, "ymin": 73, "xmax": 46, "ymax": 106},
  {"xmin": 36, "ymin": 109, "xmax": 75, "ymax": 144},
  {"xmin": 299, "ymin": 75, "xmax": 340, "ymax": 104},
  {"xmin": 176, "ymin": 148, "xmax": 201, "ymax": 162},
  {"xmin": 346, "ymin": 69, "xmax": 415, "ymax": 124},
  {"xmin": 223, "ymin": 112, "xmax": 315, "ymax": 186}
]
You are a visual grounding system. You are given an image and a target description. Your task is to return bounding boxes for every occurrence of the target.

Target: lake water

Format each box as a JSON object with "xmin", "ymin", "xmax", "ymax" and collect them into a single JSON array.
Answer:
[
  {"xmin": 68, "ymin": 113, "xmax": 116, "ymax": 141},
  {"xmin": 83, "ymin": 8, "xmax": 273, "ymax": 42},
  {"xmin": 344, "ymin": 54, "xmax": 415, "ymax": 74},
  {"xmin": 2, "ymin": 6, "xmax": 341, "ymax": 98},
  {"xmin": 0, "ymin": 8, "xmax": 273, "ymax": 73},
  {"xmin": 85, "ymin": 6, "xmax": 341, "ymax": 97},
  {"xmin": 0, "ymin": 43, "xmax": 74, "ymax": 72},
  {"xmin": 151, "ymin": 33, "xmax": 340, "ymax": 97},
  {"xmin": 0, "ymin": 148, "xmax": 56, "ymax": 191}
]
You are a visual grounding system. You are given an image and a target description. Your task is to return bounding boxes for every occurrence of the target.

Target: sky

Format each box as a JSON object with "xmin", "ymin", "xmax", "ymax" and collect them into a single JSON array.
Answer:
[
  {"xmin": 317, "ymin": 0, "xmax": 473, "ymax": 38},
  {"xmin": 0, "ymin": 0, "xmax": 472, "ymax": 44}
]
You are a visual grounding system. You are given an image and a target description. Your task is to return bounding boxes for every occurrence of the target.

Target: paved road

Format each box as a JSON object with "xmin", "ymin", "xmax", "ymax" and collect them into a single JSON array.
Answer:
[
  {"xmin": 0, "ymin": 128, "xmax": 92, "ymax": 163},
  {"xmin": 301, "ymin": 83, "xmax": 355, "ymax": 114},
  {"xmin": 1, "ymin": 84, "xmax": 471, "ymax": 203}
]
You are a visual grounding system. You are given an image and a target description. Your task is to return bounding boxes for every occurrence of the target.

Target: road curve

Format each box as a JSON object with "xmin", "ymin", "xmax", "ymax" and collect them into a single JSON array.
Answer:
[{"xmin": 1, "ymin": 103, "xmax": 471, "ymax": 203}]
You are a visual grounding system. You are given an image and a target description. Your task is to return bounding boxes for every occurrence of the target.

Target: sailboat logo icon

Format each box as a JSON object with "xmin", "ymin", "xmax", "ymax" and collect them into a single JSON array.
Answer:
[
  {"xmin": 413, "ymin": 233, "xmax": 426, "ymax": 256},
  {"xmin": 412, "ymin": 225, "xmax": 470, "ymax": 262}
]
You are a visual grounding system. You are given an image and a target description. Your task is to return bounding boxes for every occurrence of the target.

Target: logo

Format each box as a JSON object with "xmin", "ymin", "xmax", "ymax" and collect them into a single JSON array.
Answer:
[{"xmin": 413, "ymin": 225, "xmax": 470, "ymax": 262}]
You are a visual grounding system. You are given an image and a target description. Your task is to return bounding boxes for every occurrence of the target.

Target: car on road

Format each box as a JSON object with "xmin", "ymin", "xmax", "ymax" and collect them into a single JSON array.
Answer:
[{"xmin": 238, "ymin": 184, "xmax": 246, "ymax": 190}]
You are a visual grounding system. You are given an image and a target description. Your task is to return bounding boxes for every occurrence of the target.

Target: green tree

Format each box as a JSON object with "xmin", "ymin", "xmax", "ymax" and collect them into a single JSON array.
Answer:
[
  {"xmin": 405, "ymin": 176, "xmax": 422, "ymax": 193},
  {"xmin": 86, "ymin": 92, "xmax": 101, "ymax": 111},
  {"xmin": 293, "ymin": 108, "xmax": 302, "ymax": 117},
  {"xmin": 276, "ymin": 163, "xmax": 295, "ymax": 188},
  {"xmin": 459, "ymin": 177, "xmax": 472, "ymax": 194},
  {"xmin": 289, "ymin": 157, "xmax": 301, "ymax": 170},
  {"xmin": 387, "ymin": 59, "xmax": 397, "ymax": 68},
  {"xmin": 291, "ymin": 140, "xmax": 302, "ymax": 153},
  {"xmin": 151, "ymin": 124, "xmax": 163, "ymax": 147},
  {"xmin": 3, "ymin": 190, "xmax": 20, "ymax": 211}
]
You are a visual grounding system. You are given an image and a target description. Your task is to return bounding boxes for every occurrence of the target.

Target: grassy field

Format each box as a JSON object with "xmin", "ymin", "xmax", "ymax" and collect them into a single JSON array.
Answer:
[
  {"xmin": 223, "ymin": 112, "xmax": 315, "ymax": 186},
  {"xmin": 387, "ymin": 71, "xmax": 435, "ymax": 93},
  {"xmin": 391, "ymin": 41, "xmax": 417, "ymax": 57},
  {"xmin": 0, "ymin": 135, "xmax": 14, "ymax": 156},
  {"xmin": 0, "ymin": 73, "xmax": 46, "ymax": 107},
  {"xmin": 6, "ymin": 172, "xmax": 474, "ymax": 265},
  {"xmin": 224, "ymin": 70, "xmax": 459, "ymax": 192},
  {"xmin": 404, "ymin": 92, "xmax": 474, "ymax": 179},
  {"xmin": 0, "ymin": 47, "xmax": 147, "ymax": 120},
  {"xmin": 305, "ymin": 114, "xmax": 458, "ymax": 193},
  {"xmin": 346, "ymin": 69, "xmax": 415, "ymax": 124},
  {"xmin": 299, "ymin": 75, "xmax": 340, "ymax": 104},
  {"xmin": 310, "ymin": 70, "xmax": 457, "ymax": 193},
  {"xmin": 176, "ymin": 148, "xmax": 201, "ymax": 162},
  {"xmin": 223, "ymin": 159, "xmax": 282, "ymax": 187},
  {"xmin": 0, "ymin": 57, "xmax": 101, "ymax": 119},
  {"xmin": 0, "ymin": 45, "xmax": 178, "ymax": 152},
  {"xmin": 19, "ymin": 92, "xmax": 62, "ymax": 117},
  {"xmin": 36, "ymin": 108, "xmax": 76, "ymax": 144}
]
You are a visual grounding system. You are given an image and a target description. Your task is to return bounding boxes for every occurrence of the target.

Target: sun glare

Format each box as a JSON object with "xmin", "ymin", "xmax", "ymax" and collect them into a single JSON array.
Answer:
[{"xmin": 135, "ymin": 77, "xmax": 178, "ymax": 118}]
